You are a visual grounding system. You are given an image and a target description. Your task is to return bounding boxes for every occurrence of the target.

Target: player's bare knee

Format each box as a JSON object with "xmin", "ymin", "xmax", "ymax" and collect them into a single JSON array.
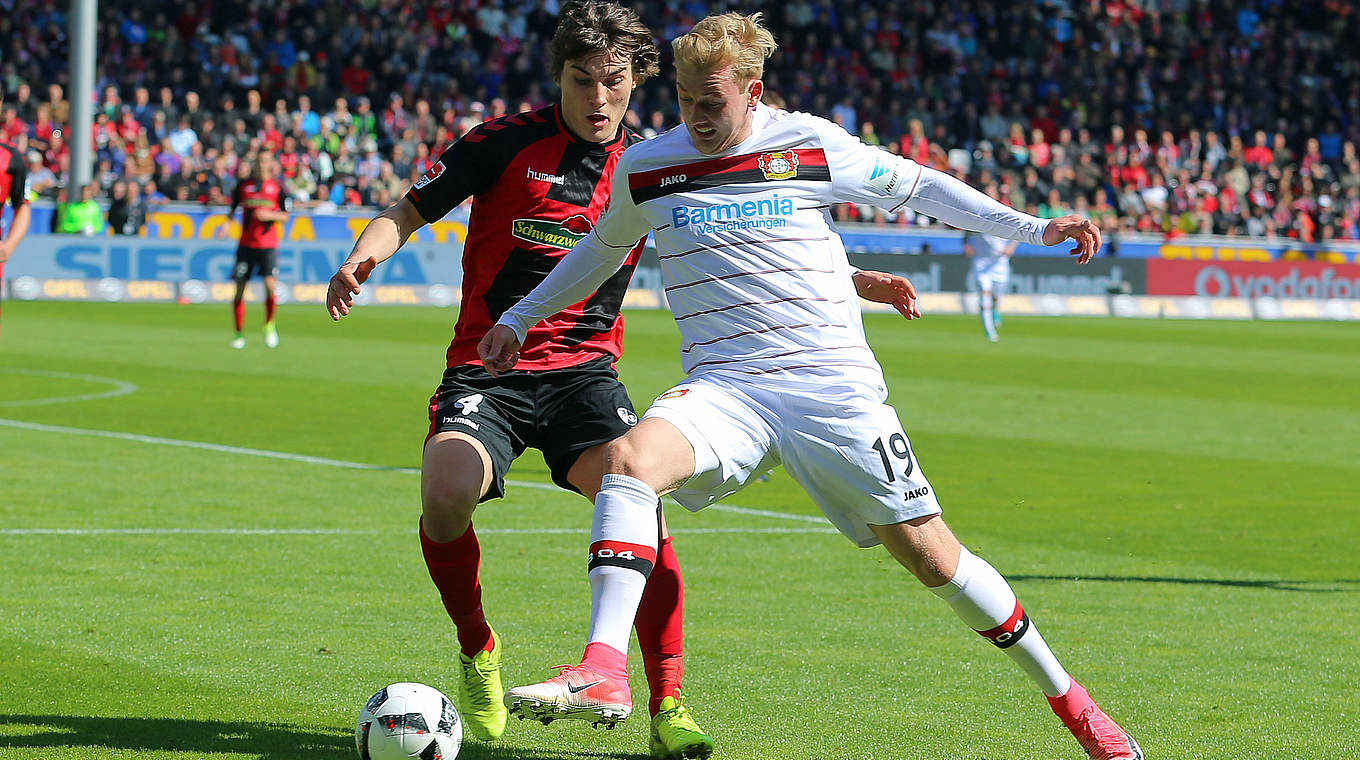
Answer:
[
  {"xmin": 420, "ymin": 475, "xmax": 479, "ymax": 540},
  {"xmin": 602, "ymin": 434, "xmax": 652, "ymax": 479}
]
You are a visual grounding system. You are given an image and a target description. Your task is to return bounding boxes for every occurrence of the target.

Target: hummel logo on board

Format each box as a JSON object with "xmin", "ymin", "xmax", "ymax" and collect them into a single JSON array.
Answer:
[{"xmin": 567, "ymin": 680, "xmax": 603, "ymax": 693}]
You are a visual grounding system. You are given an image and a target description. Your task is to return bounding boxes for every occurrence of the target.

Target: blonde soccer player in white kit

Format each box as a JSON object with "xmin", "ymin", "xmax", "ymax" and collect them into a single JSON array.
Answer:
[
  {"xmin": 965, "ymin": 226, "xmax": 1017, "ymax": 341},
  {"xmin": 480, "ymin": 13, "xmax": 1142, "ymax": 760}
]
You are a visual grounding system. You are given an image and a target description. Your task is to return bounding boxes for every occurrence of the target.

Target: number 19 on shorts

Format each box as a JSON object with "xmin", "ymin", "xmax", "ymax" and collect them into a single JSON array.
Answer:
[{"xmin": 871, "ymin": 433, "xmax": 914, "ymax": 483}]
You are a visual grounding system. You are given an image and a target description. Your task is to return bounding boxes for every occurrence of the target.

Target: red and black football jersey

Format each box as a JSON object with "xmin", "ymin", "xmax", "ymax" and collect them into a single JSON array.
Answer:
[
  {"xmin": 0, "ymin": 141, "xmax": 27, "ymax": 236},
  {"xmin": 406, "ymin": 105, "xmax": 645, "ymax": 370},
  {"xmin": 230, "ymin": 177, "xmax": 287, "ymax": 249}
]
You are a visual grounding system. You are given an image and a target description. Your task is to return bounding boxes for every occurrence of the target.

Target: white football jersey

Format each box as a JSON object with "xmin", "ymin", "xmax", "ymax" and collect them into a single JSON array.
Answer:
[
  {"xmin": 499, "ymin": 104, "xmax": 1049, "ymax": 394},
  {"xmin": 597, "ymin": 105, "xmax": 932, "ymax": 391},
  {"xmin": 966, "ymin": 230, "xmax": 1013, "ymax": 273}
]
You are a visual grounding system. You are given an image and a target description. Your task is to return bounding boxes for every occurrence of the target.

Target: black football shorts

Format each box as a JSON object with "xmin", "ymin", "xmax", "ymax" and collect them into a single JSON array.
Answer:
[
  {"xmin": 426, "ymin": 355, "xmax": 638, "ymax": 500},
  {"xmin": 233, "ymin": 246, "xmax": 278, "ymax": 281}
]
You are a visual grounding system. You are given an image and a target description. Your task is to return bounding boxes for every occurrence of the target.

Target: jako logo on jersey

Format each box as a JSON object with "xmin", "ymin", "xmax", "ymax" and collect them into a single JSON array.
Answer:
[
  {"xmin": 905, "ymin": 485, "xmax": 930, "ymax": 500},
  {"xmin": 511, "ymin": 215, "xmax": 594, "ymax": 250},
  {"xmin": 526, "ymin": 167, "xmax": 566, "ymax": 184},
  {"xmin": 455, "ymin": 393, "xmax": 484, "ymax": 415},
  {"xmin": 413, "ymin": 160, "xmax": 446, "ymax": 189},
  {"xmin": 659, "ymin": 173, "xmax": 687, "ymax": 187},
  {"xmin": 671, "ymin": 195, "xmax": 795, "ymax": 233},
  {"xmin": 757, "ymin": 151, "xmax": 799, "ymax": 180},
  {"xmin": 617, "ymin": 407, "xmax": 638, "ymax": 425}
]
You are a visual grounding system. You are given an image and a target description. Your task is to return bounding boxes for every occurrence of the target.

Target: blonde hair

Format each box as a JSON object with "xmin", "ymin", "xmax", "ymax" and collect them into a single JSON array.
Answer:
[{"xmin": 672, "ymin": 12, "xmax": 777, "ymax": 84}]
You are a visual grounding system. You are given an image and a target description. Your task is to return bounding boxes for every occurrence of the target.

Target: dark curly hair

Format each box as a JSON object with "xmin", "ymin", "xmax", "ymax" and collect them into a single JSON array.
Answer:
[{"xmin": 548, "ymin": 1, "xmax": 661, "ymax": 85}]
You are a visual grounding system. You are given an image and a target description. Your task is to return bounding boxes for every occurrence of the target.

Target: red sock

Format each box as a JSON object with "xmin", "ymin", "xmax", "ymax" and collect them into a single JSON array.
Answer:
[
  {"xmin": 233, "ymin": 298, "xmax": 245, "ymax": 331},
  {"xmin": 636, "ymin": 536, "xmax": 685, "ymax": 715},
  {"xmin": 581, "ymin": 641, "xmax": 629, "ymax": 683},
  {"xmin": 265, "ymin": 292, "xmax": 276, "ymax": 323},
  {"xmin": 419, "ymin": 520, "xmax": 493, "ymax": 657}
]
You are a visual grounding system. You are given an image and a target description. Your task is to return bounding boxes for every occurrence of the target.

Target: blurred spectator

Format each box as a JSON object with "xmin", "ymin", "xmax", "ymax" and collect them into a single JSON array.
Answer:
[
  {"xmin": 55, "ymin": 182, "xmax": 105, "ymax": 235},
  {"xmin": 106, "ymin": 180, "xmax": 147, "ymax": 235}
]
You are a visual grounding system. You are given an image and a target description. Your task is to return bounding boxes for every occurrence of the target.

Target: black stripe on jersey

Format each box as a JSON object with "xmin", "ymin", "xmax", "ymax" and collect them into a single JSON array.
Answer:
[
  {"xmin": 547, "ymin": 141, "xmax": 609, "ymax": 207},
  {"xmin": 631, "ymin": 166, "xmax": 832, "ymax": 205},
  {"xmin": 481, "ymin": 247, "xmax": 558, "ymax": 322},
  {"xmin": 561, "ymin": 262, "xmax": 635, "ymax": 346}
]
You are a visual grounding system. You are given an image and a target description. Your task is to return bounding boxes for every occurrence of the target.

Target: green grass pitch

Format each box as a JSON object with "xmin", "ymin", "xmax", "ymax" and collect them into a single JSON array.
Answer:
[{"xmin": 1, "ymin": 300, "xmax": 1356, "ymax": 759}]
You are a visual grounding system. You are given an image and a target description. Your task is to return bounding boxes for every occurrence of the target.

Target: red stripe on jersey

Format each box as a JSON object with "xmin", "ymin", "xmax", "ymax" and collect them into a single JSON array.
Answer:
[{"xmin": 629, "ymin": 148, "xmax": 828, "ymax": 190}]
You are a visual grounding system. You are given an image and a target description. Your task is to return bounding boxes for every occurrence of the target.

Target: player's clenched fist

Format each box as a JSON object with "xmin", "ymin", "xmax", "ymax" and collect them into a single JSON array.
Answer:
[
  {"xmin": 326, "ymin": 257, "xmax": 377, "ymax": 320},
  {"xmin": 477, "ymin": 324, "xmax": 522, "ymax": 377}
]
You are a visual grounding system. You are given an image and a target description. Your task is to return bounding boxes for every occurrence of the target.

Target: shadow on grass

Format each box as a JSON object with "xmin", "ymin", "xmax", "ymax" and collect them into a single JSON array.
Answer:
[
  {"xmin": 1009, "ymin": 574, "xmax": 1360, "ymax": 593},
  {"xmin": 0, "ymin": 715, "xmax": 647, "ymax": 760}
]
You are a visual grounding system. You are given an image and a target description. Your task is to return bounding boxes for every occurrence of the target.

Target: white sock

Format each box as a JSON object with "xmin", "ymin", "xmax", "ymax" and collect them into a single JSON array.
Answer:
[
  {"xmin": 586, "ymin": 474, "xmax": 661, "ymax": 655},
  {"xmin": 980, "ymin": 296, "xmax": 996, "ymax": 336},
  {"xmin": 930, "ymin": 548, "xmax": 1071, "ymax": 697}
]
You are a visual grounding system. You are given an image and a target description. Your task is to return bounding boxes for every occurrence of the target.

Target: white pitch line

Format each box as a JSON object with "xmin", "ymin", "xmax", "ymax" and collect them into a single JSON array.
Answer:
[
  {"xmin": 0, "ymin": 418, "xmax": 832, "ymax": 527},
  {"xmin": 0, "ymin": 526, "xmax": 835, "ymax": 536},
  {"xmin": 0, "ymin": 369, "xmax": 139, "ymax": 407}
]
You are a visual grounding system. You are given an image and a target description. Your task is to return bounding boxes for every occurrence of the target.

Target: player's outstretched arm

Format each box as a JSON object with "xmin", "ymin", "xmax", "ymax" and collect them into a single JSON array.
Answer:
[
  {"xmin": 327, "ymin": 198, "xmax": 427, "ymax": 320},
  {"xmin": 906, "ymin": 167, "xmax": 1102, "ymax": 263},
  {"xmin": 477, "ymin": 324, "xmax": 523, "ymax": 378},
  {"xmin": 853, "ymin": 269, "xmax": 921, "ymax": 320}
]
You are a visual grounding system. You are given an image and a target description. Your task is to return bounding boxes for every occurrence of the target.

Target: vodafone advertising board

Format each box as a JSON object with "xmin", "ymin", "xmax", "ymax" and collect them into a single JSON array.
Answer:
[{"xmin": 1147, "ymin": 259, "xmax": 1360, "ymax": 300}]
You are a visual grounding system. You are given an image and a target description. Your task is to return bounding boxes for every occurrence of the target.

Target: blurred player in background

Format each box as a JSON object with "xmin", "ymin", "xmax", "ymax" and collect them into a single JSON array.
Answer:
[
  {"xmin": 0, "ymin": 105, "xmax": 30, "ymax": 338},
  {"xmin": 484, "ymin": 12, "xmax": 1142, "ymax": 760},
  {"xmin": 228, "ymin": 152, "xmax": 288, "ymax": 349},
  {"xmin": 964, "ymin": 218, "xmax": 1016, "ymax": 341}
]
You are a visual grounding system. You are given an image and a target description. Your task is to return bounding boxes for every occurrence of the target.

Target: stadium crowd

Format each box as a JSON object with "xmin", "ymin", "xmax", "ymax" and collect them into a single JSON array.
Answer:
[{"xmin": 2, "ymin": 0, "xmax": 1359, "ymax": 243}]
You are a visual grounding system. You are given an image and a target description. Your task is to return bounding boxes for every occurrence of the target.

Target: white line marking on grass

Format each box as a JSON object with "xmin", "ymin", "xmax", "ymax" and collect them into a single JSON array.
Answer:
[
  {"xmin": 0, "ymin": 418, "xmax": 829, "ymax": 527},
  {"xmin": 0, "ymin": 369, "xmax": 139, "ymax": 407},
  {"xmin": 0, "ymin": 526, "xmax": 836, "ymax": 536}
]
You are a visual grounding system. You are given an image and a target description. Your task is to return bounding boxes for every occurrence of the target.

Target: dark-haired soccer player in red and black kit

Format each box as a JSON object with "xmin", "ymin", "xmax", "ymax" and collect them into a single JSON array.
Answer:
[
  {"xmin": 326, "ymin": 4, "xmax": 717, "ymax": 757},
  {"xmin": 0, "ymin": 135, "xmax": 32, "ymax": 337},
  {"xmin": 326, "ymin": 4, "xmax": 919, "ymax": 757},
  {"xmin": 229, "ymin": 152, "xmax": 288, "ymax": 349}
]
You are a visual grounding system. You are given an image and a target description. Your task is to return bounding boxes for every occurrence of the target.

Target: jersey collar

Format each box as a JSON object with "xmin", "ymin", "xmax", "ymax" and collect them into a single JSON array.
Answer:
[{"xmin": 553, "ymin": 104, "xmax": 629, "ymax": 154}]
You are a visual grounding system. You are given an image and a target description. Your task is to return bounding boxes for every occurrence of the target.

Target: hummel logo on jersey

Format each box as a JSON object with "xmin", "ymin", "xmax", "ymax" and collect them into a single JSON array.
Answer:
[
  {"xmin": 455, "ymin": 393, "xmax": 484, "ymax": 415},
  {"xmin": 567, "ymin": 680, "xmax": 603, "ymax": 693},
  {"xmin": 617, "ymin": 407, "xmax": 638, "ymax": 425},
  {"xmin": 905, "ymin": 486, "xmax": 930, "ymax": 500},
  {"xmin": 526, "ymin": 167, "xmax": 565, "ymax": 185}
]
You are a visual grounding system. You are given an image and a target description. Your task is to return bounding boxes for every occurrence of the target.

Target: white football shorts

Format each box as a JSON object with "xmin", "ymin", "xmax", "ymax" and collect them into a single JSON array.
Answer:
[
  {"xmin": 644, "ymin": 371, "xmax": 942, "ymax": 548},
  {"xmin": 973, "ymin": 259, "xmax": 1011, "ymax": 294}
]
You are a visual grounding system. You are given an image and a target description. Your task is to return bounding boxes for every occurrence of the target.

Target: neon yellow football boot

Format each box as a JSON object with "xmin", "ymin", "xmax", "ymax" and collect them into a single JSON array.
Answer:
[
  {"xmin": 649, "ymin": 692, "xmax": 714, "ymax": 759},
  {"xmin": 458, "ymin": 628, "xmax": 507, "ymax": 741}
]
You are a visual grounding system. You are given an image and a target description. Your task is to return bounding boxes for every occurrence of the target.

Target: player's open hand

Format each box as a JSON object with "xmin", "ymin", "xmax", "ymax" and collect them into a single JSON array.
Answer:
[
  {"xmin": 1041, "ymin": 214, "xmax": 1102, "ymax": 264},
  {"xmin": 326, "ymin": 257, "xmax": 377, "ymax": 320},
  {"xmin": 853, "ymin": 269, "xmax": 922, "ymax": 320},
  {"xmin": 478, "ymin": 324, "xmax": 522, "ymax": 378}
]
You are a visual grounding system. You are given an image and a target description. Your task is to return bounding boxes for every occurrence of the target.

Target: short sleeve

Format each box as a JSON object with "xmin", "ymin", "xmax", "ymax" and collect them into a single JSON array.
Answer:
[{"xmin": 404, "ymin": 126, "xmax": 507, "ymax": 224}]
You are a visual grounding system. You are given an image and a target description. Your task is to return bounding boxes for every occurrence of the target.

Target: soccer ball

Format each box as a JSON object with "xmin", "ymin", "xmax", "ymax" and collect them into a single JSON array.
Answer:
[{"xmin": 355, "ymin": 682, "xmax": 462, "ymax": 760}]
